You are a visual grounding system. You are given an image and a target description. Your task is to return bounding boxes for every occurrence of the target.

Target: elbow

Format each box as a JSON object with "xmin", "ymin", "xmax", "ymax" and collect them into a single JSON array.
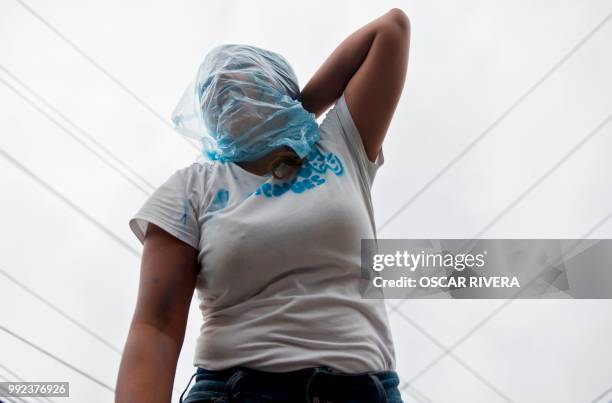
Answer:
[{"xmin": 386, "ymin": 8, "xmax": 411, "ymax": 33}]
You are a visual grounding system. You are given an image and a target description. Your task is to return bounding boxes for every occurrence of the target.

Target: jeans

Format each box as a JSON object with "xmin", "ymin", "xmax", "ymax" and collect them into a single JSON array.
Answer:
[{"xmin": 180, "ymin": 366, "xmax": 404, "ymax": 403}]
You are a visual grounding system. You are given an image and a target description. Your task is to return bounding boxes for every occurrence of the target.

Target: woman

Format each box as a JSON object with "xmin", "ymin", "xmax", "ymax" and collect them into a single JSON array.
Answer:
[{"xmin": 116, "ymin": 8, "xmax": 410, "ymax": 403}]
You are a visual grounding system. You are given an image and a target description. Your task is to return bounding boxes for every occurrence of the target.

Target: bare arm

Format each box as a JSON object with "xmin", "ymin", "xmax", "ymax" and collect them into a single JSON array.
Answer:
[
  {"xmin": 116, "ymin": 224, "xmax": 198, "ymax": 403},
  {"xmin": 300, "ymin": 8, "xmax": 410, "ymax": 162}
]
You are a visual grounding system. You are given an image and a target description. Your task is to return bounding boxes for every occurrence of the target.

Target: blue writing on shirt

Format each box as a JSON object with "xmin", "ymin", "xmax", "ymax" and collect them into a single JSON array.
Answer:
[
  {"xmin": 181, "ymin": 195, "xmax": 190, "ymax": 224},
  {"xmin": 253, "ymin": 148, "xmax": 344, "ymax": 198},
  {"xmin": 210, "ymin": 188, "xmax": 230, "ymax": 211}
]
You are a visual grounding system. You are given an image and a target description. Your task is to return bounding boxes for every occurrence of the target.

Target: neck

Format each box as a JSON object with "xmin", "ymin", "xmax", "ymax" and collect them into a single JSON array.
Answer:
[{"xmin": 236, "ymin": 147, "xmax": 290, "ymax": 176}]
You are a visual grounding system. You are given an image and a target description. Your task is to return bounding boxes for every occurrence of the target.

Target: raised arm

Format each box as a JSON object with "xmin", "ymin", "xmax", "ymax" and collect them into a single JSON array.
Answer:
[
  {"xmin": 300, "ymin": 8, "xmax": 410, "ymax": 162},
  {"xmin": 116, "ymin": 224, "xmax": 198, "ymax": 403}
]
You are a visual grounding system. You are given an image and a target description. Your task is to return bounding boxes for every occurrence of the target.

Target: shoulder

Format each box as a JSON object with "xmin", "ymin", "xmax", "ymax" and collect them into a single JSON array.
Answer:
[
  {"xmin": 170, "ymin": 161, "xmax": 212, "ymax": 190},
  {"xmin": 129, "ymin": 161, "xmax": 210, "ymax": 249},
  {"xmin": 175, "ymin": 161, "xmax": 210, "ymax": 179},
  {"xmin": 151, "ymin": 161, "xmax": 215, "ymax": 212}
]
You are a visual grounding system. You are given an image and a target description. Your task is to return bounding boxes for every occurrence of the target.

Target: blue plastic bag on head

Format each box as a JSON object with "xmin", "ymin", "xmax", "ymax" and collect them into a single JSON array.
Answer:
[{"xmin": 171, "ymin": 44, "xmax": 320, "ymax": 162}]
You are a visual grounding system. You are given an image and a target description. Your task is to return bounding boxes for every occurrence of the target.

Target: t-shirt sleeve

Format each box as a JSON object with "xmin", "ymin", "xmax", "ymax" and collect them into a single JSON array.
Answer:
[
  {"xmin": 322, "ymin": 92, "xmax": 385, "ymax": 188},
  {"xmin": 129, "ymin": 165, "xmax": 202, "ymax": 250}
]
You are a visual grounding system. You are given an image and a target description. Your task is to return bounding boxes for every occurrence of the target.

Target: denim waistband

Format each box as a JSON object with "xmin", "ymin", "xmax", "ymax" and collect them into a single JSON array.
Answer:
[
  {"xmin": 181, "ymin": 365, "xmax": 402, "ymax": 403},
  {"xmin": 194, "ymin": 365, "xmax": 399, "ymax": 383}
]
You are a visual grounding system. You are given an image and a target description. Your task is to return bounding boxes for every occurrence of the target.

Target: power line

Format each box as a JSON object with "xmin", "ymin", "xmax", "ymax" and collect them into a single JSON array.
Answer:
[
  {"xmin": 0, "ymin": 325, "xmax": 114, "ymax": 393},
  {"xmin": 471, "ymin": 112, "xmax": 612, "ymax": 239},
  {"xmin": 0, "ymin": 376, "xmax": 35, "ymax": 403},
  {"xmin": 391, "ymin": 308, "xmax": 513, "ymax": 402},
  {"xmin": 377, "ymin": 10, "xmax": 612, "ymax": 234},
  {"xmin": 0, "ymin": 268, "xmax": 122, "ymax": 354},
  {"xmin": 394, "ymin": 111, "xmax": 612, "ymax": 386},
  {"xmin": 590, "ymin": 383, "xmax": 612, "ymax": 403},
  {"xmin": 0, "ymin": 73, "xmax": 153, "ymax": 197},
  {"xmin": 0, "ymin": 63, "xmax": 188, "ymax": 401},
  {"xmin": 394, "ymin": 109, "xmax": 612, "ymax": 318},
  {"xmin": 0, "ymin": 147, "xmax": 140, "ymax": 258},
  {"xmin": 11, "ymin": 0, "xmax": 612, "ymax": 400},
  {"xmin": 0, "ymin": 374, "xmax": 27, "ymax": 403},
  {"xmin": 400, "ymin": 194, "xmax": 612, "ymax": 388},
  {"xmin": 0, "ymin": 269, "xmax": 185, "ymax": 397},
  {"xmin": 385, "ymin": 12, "xmax": 612, "ymax": 396},
  {"xmin": 0, "ymin": 65, "xmax": 156, "ymax": 194},
  {"xmin": 8, "ymin": 1, "xmax": 416, "ymax": 400},
  {"xmin": 14, "ymin": 0, "xmax": 199, "ymax": 152},
  {"xmin": 0, "ymin": 363, "xmax": 54, "ymax": 403},
  {"xmin": 390, "ymin": 104, "xmax": 612, "ymax": 399}
]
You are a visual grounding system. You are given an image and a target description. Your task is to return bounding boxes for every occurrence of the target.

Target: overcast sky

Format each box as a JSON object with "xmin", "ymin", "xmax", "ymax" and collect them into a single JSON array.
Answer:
[{"xmin": 2, "ymin": 0, "xmax": 612, "ymax": 402}]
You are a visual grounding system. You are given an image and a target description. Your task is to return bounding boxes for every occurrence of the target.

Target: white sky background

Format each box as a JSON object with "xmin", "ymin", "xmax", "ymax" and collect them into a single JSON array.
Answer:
[{"xmin": 1, "ymin": 0, "xmax": 612, "ymax": 402}]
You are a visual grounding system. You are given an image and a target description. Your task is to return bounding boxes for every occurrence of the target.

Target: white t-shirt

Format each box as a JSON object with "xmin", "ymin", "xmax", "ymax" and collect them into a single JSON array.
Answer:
[{"xmin": 129, "ymin": 93, "xmax": 396, "ymax": 373}]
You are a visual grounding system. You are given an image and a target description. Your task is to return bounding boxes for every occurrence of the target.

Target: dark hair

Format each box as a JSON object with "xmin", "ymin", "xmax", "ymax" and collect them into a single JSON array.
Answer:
[{"xmin": 267, "ymin": 149, "xmax": 307, "ymax": 179}]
